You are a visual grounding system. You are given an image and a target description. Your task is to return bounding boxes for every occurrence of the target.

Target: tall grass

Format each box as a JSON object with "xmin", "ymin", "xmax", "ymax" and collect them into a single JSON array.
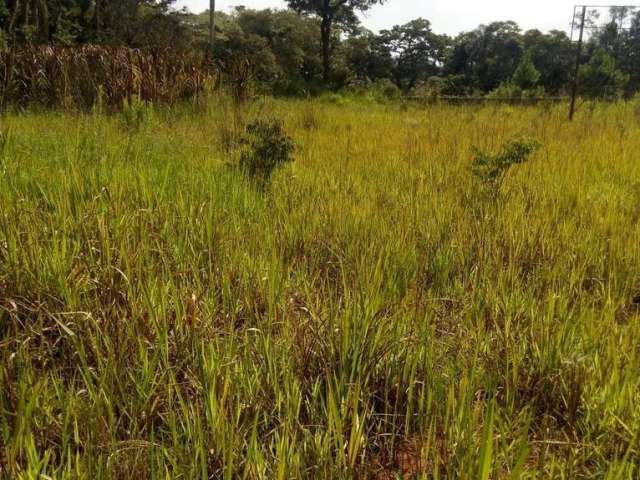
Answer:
[{"xmin": 0, "ymin": 98, "xmax": 639, "ymax": 478}]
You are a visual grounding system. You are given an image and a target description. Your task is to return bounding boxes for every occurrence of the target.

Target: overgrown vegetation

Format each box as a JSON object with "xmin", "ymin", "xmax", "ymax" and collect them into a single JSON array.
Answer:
[
  {"xmin": 1, "ymin": 97, "xmax": 639, "ymax": 478},
  {"xmin": 1, "ymin": 2, "xmax": 639, "ymax": 100},
  {"xmin": 0, "ymin": 45, "xmax": 215, "ymax": 110}
]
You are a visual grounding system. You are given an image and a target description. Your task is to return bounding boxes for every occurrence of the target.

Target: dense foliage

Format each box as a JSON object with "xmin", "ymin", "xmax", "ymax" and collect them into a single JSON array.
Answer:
[{"xmin": 1, "ymin": 2, "xmax": 639, "ymax": 98}]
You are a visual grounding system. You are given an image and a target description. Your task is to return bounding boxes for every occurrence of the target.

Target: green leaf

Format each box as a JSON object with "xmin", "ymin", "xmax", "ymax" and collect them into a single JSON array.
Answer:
[{"xmin": 479, "ymin": 400, "xmax": 495, "ymax": 480}]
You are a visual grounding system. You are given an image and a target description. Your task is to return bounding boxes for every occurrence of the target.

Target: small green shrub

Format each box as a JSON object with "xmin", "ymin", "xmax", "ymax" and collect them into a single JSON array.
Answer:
[
  {"xmin": 370, "ymin": 79, "xmax": 401, "ymax": 102},
  {"xmin": 471, "ymin": 136, "xmax": 540, "ymax": 194},
  {"xmin": 239, "ymin": 118, "xmax": 295, "ymax": 183},
  {"xmin": 486, "ymin": 83, "xmax": 545, "ymax": 101},
  {"xmin": 487, "ymin": 83, "xmax": 522, "ymax": 100}
]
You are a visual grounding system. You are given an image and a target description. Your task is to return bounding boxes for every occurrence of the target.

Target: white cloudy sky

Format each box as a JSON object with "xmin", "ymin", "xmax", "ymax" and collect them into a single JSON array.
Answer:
[{"xmin": 175, "ymin": 0, "xmax": 582, "ymax": 36}]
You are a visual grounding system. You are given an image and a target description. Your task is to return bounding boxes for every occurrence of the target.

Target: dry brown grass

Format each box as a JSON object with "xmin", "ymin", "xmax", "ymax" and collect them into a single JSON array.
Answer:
[{"xmin": 0, "ymin": 45, "xmax": 217, "ymax": 110}]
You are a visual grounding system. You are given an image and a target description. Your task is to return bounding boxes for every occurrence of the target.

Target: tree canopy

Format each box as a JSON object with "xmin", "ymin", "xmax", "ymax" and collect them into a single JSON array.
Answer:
[
  {"xmin": 1, "ymin": 1, "xmax": 639, "ymax": 99},
  {"xmin": 286, "ymin": 0, "xmax": 385, "ymax": 82}
]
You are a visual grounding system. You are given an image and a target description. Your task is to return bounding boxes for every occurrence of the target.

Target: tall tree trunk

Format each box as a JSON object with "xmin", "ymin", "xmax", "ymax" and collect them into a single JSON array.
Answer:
[
  {"xmin": 94, "ymin": 0, "xmax": 102, "ymax": 42},
  {"xmin": 7, "ymin": 0, "xmax": 21, "ymax": 39},
  {"xmin": 320, "ymin": 15, "xmax": 331, "ymax": 84},
  {"xmin": 209, "ymin": 0, "xmax": 215, "ymax": 57},
  {"xmin": 7, "ymin": 0, "xmax": 48, "ymax": 43},
  {"xmin": 37, "ymin": 0, "xmax": 49, "ymax": 43},
  {"xmin": 22, "ymin": 0, "xmax": 30, "ymax": 39}
]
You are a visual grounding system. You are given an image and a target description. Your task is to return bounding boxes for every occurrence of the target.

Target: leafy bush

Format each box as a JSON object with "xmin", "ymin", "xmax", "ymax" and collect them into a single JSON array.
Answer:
[
  {"xmin": 343, "ymin": 79, "xmax": 400, "ymax": 104},
  {"xmin": 521, "ymin": 86, "xmax": 546, "ymax": 100},
  {"xmin": 440, "ymin": 74, "xmax": 471, "ymax": 96},
  {"xmin": 411, "ymin": 76, "xmax": 447, "ymax": 103},
  {"xmin": 579, "ymin": 50, "xmax": 629, "ymax": 100},
  {"xmin": 239, "ymin": 118, "xmax": 295, "ymax": 182},
  {"xmin": 486, "ymin": 83, "xmax": 545, "ymax": 100},
  {"xmin": 486, "ymin": 82, "xmax": 523, "ymax": 99},
  {"xmin": 471, "ymin": 136, "xmax": 540, "ymax": 194},
  {"xmin": 370, "ymin": 79, "xmax": 401, "ymax": 102}
]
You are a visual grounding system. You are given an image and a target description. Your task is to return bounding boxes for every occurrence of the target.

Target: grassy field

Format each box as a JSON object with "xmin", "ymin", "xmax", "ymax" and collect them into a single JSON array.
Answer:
[{"xmin": 1, "ymin": 97, "xmax": 640, "ymax": 478}]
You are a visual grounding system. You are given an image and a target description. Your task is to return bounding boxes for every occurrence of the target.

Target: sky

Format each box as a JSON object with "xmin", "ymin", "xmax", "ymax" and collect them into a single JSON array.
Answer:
[{"xmin": 175, "ymin": 0, "xmax": 582, "ymax": 36}]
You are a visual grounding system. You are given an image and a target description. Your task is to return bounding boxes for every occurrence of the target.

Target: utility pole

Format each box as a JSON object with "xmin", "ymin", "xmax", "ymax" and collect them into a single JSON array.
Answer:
[
  {"xmin": 209, "ymin": 0, "xmax": 215, "ymax": 57},
  {"xmin": 569, "ymin": 6, "xmax": 587, "ymax": 121}
]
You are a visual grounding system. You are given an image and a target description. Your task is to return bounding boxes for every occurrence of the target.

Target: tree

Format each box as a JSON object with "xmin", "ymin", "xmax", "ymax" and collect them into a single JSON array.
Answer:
[
  {"xmin": 380, "ymin": 18, "xmax": 448, "ymax": 91},
  {"xmin": 209, "ymin": 0, "xmax": 214, "ymax": 54},
  {"xmin": 445, "ymin": 21, "xmax": 523, "ymax": 93},
  {"xmin": 0, "ymin": 1, "xmax": 192, "ymax": 47},
  {"xmin": 579, "ymin": 49, "xmax": 629, "ymax": 99},
  {"xmin": 92, "ymin": 0, "xmax": 186, "ymax": 47},
  {"xmin": 583, "ymin": 7, "xmax": 639, "ymax": 97},
  {"xmin": 522, "ymin": 29, "xmax": 574, "ymax": 94},
  {"xmin": 338, "ymin": 28, "xmax": 393, "ymax": 83},
  {"xmin": 511, "ymin": 50, "xmax": 540, "ymax": 90},
  {"xmin": 621, "ymin": 10, "xmax": 640, "ymax": 95},
  {"xmin": 3, "ymin": 0, "xmax": 50, "ymax": 43},
  {"xmin": 286, "ymin": 0, "xmax": 385, "ymax": 84},
  {"xmin": 234, "ymin": 7, "xmax": 320, "ymax": 78},
  {"xmin": 201, "ymin": 8, "xmax": 323, "ymax": 92}
]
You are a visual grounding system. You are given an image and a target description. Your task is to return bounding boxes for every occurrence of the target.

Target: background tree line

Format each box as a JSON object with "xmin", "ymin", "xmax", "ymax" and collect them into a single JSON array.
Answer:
[{"xmin": 1, "ymin": 1, "xmax": 639, "ymax": 99}]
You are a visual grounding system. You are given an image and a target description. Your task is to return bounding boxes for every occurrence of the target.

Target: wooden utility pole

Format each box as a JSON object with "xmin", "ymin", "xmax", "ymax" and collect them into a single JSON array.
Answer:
[
  {"xmin": 569, "ymin": 6, "xmax": 587, "ymax": 121},
  {"xmin": 209, "ymin": 0, "xmax": 215, "ymax": 57}
]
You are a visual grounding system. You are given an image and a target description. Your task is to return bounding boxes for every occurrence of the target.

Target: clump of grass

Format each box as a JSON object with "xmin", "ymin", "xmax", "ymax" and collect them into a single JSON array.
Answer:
[
  {"xmin": 225, "ymin": 58, "xmax": 255, "ymax": 106},
  {"xmin": 120, "ymin": 95, "xmax": 154, "ymax": 133},
  {"xmin": 299, "ymin": 104, "xmax": 320, "ymax": 131}
]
